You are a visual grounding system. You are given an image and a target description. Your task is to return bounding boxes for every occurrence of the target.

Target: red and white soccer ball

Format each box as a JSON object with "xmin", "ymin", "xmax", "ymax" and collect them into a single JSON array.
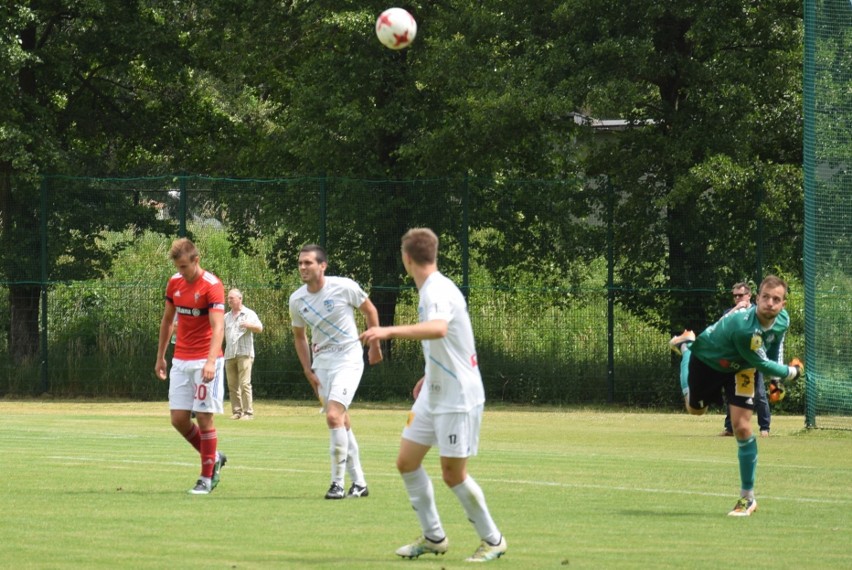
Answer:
[{"xmin": 375, "ymin": 7, "xmax": 417, "ymax": 50}]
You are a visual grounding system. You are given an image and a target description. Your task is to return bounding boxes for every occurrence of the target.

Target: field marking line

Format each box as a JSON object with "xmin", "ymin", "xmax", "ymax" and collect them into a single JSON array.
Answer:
[{"xmin": 45, "ymin": 455, "xmax": 852, "ymax": 506}]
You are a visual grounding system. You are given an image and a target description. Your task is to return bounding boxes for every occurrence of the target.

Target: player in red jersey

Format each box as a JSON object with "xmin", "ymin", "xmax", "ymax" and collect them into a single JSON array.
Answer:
[{"xmin": 155, "ymin": 238, "xmax": 228, "ymax": 494}]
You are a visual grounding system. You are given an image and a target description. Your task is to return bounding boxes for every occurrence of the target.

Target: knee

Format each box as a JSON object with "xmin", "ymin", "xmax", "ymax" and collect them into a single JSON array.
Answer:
[
  {"xmin": 326, "ymin": 411, "xmax": 344, "ymax": 429},
  {"xmin": 396, "ymin": 456, "xmax": 416, "ymax": 474}
]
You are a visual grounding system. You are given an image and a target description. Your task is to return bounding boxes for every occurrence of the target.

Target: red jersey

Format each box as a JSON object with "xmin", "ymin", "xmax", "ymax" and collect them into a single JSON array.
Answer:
[{"xmin": 165, "ymin": 269, "xmax": 225, "ymax": 360}]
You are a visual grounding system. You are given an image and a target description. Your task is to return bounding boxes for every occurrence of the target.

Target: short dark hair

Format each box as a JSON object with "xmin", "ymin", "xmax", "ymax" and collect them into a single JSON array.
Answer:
[
  {"xmin": 758, "ymin": 275, "xmax": 788, "ymax": 299},
  {"xmin": 299, "ymin": 244, "xmax": 327, "ymax": 264}
]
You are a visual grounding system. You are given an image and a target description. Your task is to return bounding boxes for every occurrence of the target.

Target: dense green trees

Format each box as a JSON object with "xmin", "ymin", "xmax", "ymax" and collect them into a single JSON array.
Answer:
[{"xmin": 1, "ymin": 1, "xmax": 805, "ymax": 357}]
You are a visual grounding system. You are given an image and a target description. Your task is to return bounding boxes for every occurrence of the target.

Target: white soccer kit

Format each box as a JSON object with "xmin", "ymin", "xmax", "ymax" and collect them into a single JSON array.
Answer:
[
  {"xmin": 289, "ymin": 276, "xmax": 368, "ymax": 369},
  {"xmin": 418, "ymin": 271, "xmax": 485, "ymax": 413}
]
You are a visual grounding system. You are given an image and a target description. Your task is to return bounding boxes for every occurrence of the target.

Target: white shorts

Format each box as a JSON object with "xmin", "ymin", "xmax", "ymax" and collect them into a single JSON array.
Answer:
[
  {"xmin": 315, "ymin": 361, "xmax": 364, "ymax": 411},
  {"xmin": 402, "ymin": 397, "xmax": 483, "ymax": 458},
  {"xmin": 169, "ymin": 357, "xmax": 225, "ymax": 414}
]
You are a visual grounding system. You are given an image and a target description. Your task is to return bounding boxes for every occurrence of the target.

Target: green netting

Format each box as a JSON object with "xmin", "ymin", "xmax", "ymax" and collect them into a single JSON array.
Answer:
[{"xmin": 803, "ymin": 0, "xmax": 852, "ymax": 429}]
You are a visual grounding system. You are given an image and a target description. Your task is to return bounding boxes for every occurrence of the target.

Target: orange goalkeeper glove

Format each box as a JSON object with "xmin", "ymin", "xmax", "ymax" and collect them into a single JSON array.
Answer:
[{"xmin": 768, "ymin": 379, "xmax": 786, "ymax": 403}]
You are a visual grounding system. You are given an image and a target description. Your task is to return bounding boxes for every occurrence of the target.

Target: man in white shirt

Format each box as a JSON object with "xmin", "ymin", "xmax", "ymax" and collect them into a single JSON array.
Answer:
[
  {"xmin": 289, "ymin": 244, "xmax": 383, "ymax": 500},
  {"xmin": 360, "ymin": 228, "xmax": 507, "ymax": 563},
  {"xmin": 224, "ymin": 289, "xmax": 263, "ymax": 420}
]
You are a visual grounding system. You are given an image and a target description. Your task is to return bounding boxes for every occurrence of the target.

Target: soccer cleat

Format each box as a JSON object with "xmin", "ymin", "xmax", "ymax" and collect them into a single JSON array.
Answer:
[
  {"xmin": 211, "ymin": 451, "xmax": 227, "ymax": 490},
  {"xmin": 727, "ymin": 497, "xmax": 757, "ymax": 517},
  {"xmin": 324, "ymin": 482, "xmax": 345, "ymax": 500},
  {"xmin": 395, "ymin": 536, "xmax": 449, "ymax": 559},
  {"xmin": 188, "ymin": 479, "xmax": 211, "ymax": 495},
  {"xmin": 759, "ymin": 430, "xmax": 770, "ymax": 437},
  {"xmin": 346, "ymin": 483, "xmax": 369, "ymax": 498},
  {"xmin": 668, "ymin": 330, "xmax": 695, "ymax": 355},
  {"xmin": 230, "ymin": 413, "xmax": 242, "ymax": 420},
  {"xmin": 465, "ymin": 536, "xmax": 507, "ymax": 562}
]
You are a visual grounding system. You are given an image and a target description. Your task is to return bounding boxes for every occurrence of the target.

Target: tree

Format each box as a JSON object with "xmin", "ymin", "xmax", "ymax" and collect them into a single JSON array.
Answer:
[
  {"xmin": 0, "ymin": 1, "xmax": 214, "ymax": 362},
  {"xmin": 200, "ymin": 1, "xmax": 589, "ymax": 337},
  {"xmin": 552, "ymin": 0, "xmax": 804, "ymax": 330}
]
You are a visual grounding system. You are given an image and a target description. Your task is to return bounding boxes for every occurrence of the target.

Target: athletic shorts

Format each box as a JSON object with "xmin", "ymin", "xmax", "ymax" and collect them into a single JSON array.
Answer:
[
  {"xmin": 402, "ymin": 397, "xmax": 483, "ymax": 458},
  {"xmin": 169, "ymin": 357, "xmax": 225, "ymax": 414},
  {"xmin": 314, "ymin": 361, "xmax": 364, "ymax": 412},
  {"xmin": 687, "ymin": 354, "xmax": 756, "ymax": 412}
]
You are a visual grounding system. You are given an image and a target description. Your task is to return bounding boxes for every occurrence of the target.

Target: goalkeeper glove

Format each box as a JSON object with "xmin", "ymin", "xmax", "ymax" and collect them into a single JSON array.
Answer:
[{"xmin": 768, "ymin": 379, "xmax": 786, "ymax": 403}]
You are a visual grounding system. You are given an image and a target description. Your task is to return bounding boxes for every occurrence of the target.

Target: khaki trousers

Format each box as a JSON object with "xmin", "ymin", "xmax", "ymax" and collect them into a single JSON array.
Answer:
[{"xmin": 225, "ymin": 355, "xmax": 254, "ymax": 416}]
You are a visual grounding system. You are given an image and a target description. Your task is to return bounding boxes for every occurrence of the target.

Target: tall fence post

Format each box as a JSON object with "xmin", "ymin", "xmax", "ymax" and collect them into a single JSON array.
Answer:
[
  {"xmin": 178, "ymin": 175, "xmax": 187, "ymax": 237},
  {"xmin": 39, "ymin": 176, "xmax": 49, "ymax": 393},
  {"xmin": 755, "ymin": 174, "xmax": 764, "ymax": 283},
  {"xmin": 606, "ymin": 181, "xmax": 615, "ymax": 402},
  {"xmin": 461, "ymin": 175, "xmax": 470, "ymax": 299},
  {"xmin": 802, "ymin": 0, "xmax": 817, "ymax": 428},
  {"xmin": 319, "ymin": 174, "xmax": 327, "ymax": 248}
]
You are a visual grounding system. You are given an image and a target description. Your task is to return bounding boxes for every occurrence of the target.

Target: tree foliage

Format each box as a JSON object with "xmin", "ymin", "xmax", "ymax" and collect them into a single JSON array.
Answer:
[{"xmin": 0, "ymin": 1, "xmax": 808, "ymax": 358}]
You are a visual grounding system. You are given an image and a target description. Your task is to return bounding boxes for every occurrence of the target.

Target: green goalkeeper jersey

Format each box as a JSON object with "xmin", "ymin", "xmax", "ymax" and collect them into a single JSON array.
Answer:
[{"xmin": 690, "ymin": 305, "xmax": 790, "ymax": 378}]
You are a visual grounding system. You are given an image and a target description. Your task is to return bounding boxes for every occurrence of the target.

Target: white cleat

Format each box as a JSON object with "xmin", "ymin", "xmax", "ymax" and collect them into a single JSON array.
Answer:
[
  {"xmin": 395, "ymin": 535, "xmax": 449, "ymax": 559},
  {"xmin": 466, "ymin": 536, "xmax": 507, "ymax": 562}
]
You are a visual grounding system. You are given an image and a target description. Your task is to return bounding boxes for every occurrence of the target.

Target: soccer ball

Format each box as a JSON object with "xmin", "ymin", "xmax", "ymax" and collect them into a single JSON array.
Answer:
[{"xmin": 375, "ymin": 8, "xmax": 417, "ymax": 50}]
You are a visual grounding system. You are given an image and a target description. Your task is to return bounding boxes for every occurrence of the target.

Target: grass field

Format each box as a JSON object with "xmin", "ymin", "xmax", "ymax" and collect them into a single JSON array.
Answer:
[{"xmin": 1, "ymin": 402, "xmax": 850, "ymax": 569}]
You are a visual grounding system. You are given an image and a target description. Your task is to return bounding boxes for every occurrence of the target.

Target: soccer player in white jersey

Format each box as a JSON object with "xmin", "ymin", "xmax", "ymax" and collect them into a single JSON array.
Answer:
[
  {"xmin": 360, "ymin": 228, "xmax": 507, "ymax": 563},
  {"xmin": 289, "ymin": 244, "xmax": 383, "ymax": 499}
]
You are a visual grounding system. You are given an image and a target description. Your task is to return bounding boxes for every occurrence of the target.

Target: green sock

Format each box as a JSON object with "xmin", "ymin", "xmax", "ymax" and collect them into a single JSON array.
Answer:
[{"xmin": 737, "ymin": 435, "xmax": 758, "ymax": 492}]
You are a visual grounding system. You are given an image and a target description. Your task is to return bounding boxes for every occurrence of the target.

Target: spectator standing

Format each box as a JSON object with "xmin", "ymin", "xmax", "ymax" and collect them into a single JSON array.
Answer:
[{"xmin": 224, "ymin": 288, "xmax": 263, "ymax": 420}]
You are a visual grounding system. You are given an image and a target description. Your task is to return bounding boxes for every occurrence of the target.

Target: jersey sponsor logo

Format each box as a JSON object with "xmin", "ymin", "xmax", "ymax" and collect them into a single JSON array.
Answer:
[
  {"xmin": 719, "ymin": 358, "xmax": 742, "ymax": 371},
  {"xmin": 324, "ymin": 299, "xmax": 334, "ymax": 312},
  {"xmin": 750, "ymin": 333, "xmax": 763, "ymax": 351},
  {"xmin": 176, "ymin": 306, "xmax": 209, "ymax": 317}
]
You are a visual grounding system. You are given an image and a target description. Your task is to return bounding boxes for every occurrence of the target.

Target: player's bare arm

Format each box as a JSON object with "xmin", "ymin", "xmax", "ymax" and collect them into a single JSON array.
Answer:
[
  {"xmin": 155, "ymin": 302, "xmax": 177, "ymax": 380},
  {"xmin": 203, "ymin": 310, "xmax": 224, "ymax": 382},
  {"xmin": 360, "ymin": 319, "xmax": 448, "ymax": 344},
  {"xmin": 412, "ymin": 376, "xmax": 425, "ymax": 399},
  {"xmin": 358, "ymin": 298, "xmax": 384, "ymax": 365},
  {"xmin": 292, "ymin": 326, "xmax": 321, "ymax": 397}
]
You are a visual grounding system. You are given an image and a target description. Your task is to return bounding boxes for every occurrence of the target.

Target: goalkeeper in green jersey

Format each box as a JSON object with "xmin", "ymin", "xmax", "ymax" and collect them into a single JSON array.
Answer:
[{"xmin": 669, "ymin": 275, "xmax": 804, "ymax": 517}]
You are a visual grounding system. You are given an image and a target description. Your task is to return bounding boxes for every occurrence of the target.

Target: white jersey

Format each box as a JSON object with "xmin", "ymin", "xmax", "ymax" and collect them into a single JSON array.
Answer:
[
  {"xmin": 289, "ymin": 276, "xmax": 368, "ymax": 369},
  {"xmin": 418, "ymin": 271, "xmax": 485, "ymax": 413}
]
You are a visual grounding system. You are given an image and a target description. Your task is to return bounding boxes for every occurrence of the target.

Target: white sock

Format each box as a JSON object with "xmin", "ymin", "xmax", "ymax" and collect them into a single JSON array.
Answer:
[
  {"xmin": 346, "ymin": 428, "xmax": 366, "ymax": 486},
  {"xmin": 451, "ymin": 476, "xmax": 501, "ymax": 545},
  {"xmin": 329, "ymin": 427, "xmax": 347, "ymax": 485},
  {"xmin": 401, "ymin": 466, "xmax": 444, "ymax": 541}
]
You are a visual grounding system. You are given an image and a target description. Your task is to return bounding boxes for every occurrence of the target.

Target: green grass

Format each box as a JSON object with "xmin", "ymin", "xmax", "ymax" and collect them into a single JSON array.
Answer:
[{"xmin": 0, "ymin": 402, "xmax": 850, "ymax": 569}]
